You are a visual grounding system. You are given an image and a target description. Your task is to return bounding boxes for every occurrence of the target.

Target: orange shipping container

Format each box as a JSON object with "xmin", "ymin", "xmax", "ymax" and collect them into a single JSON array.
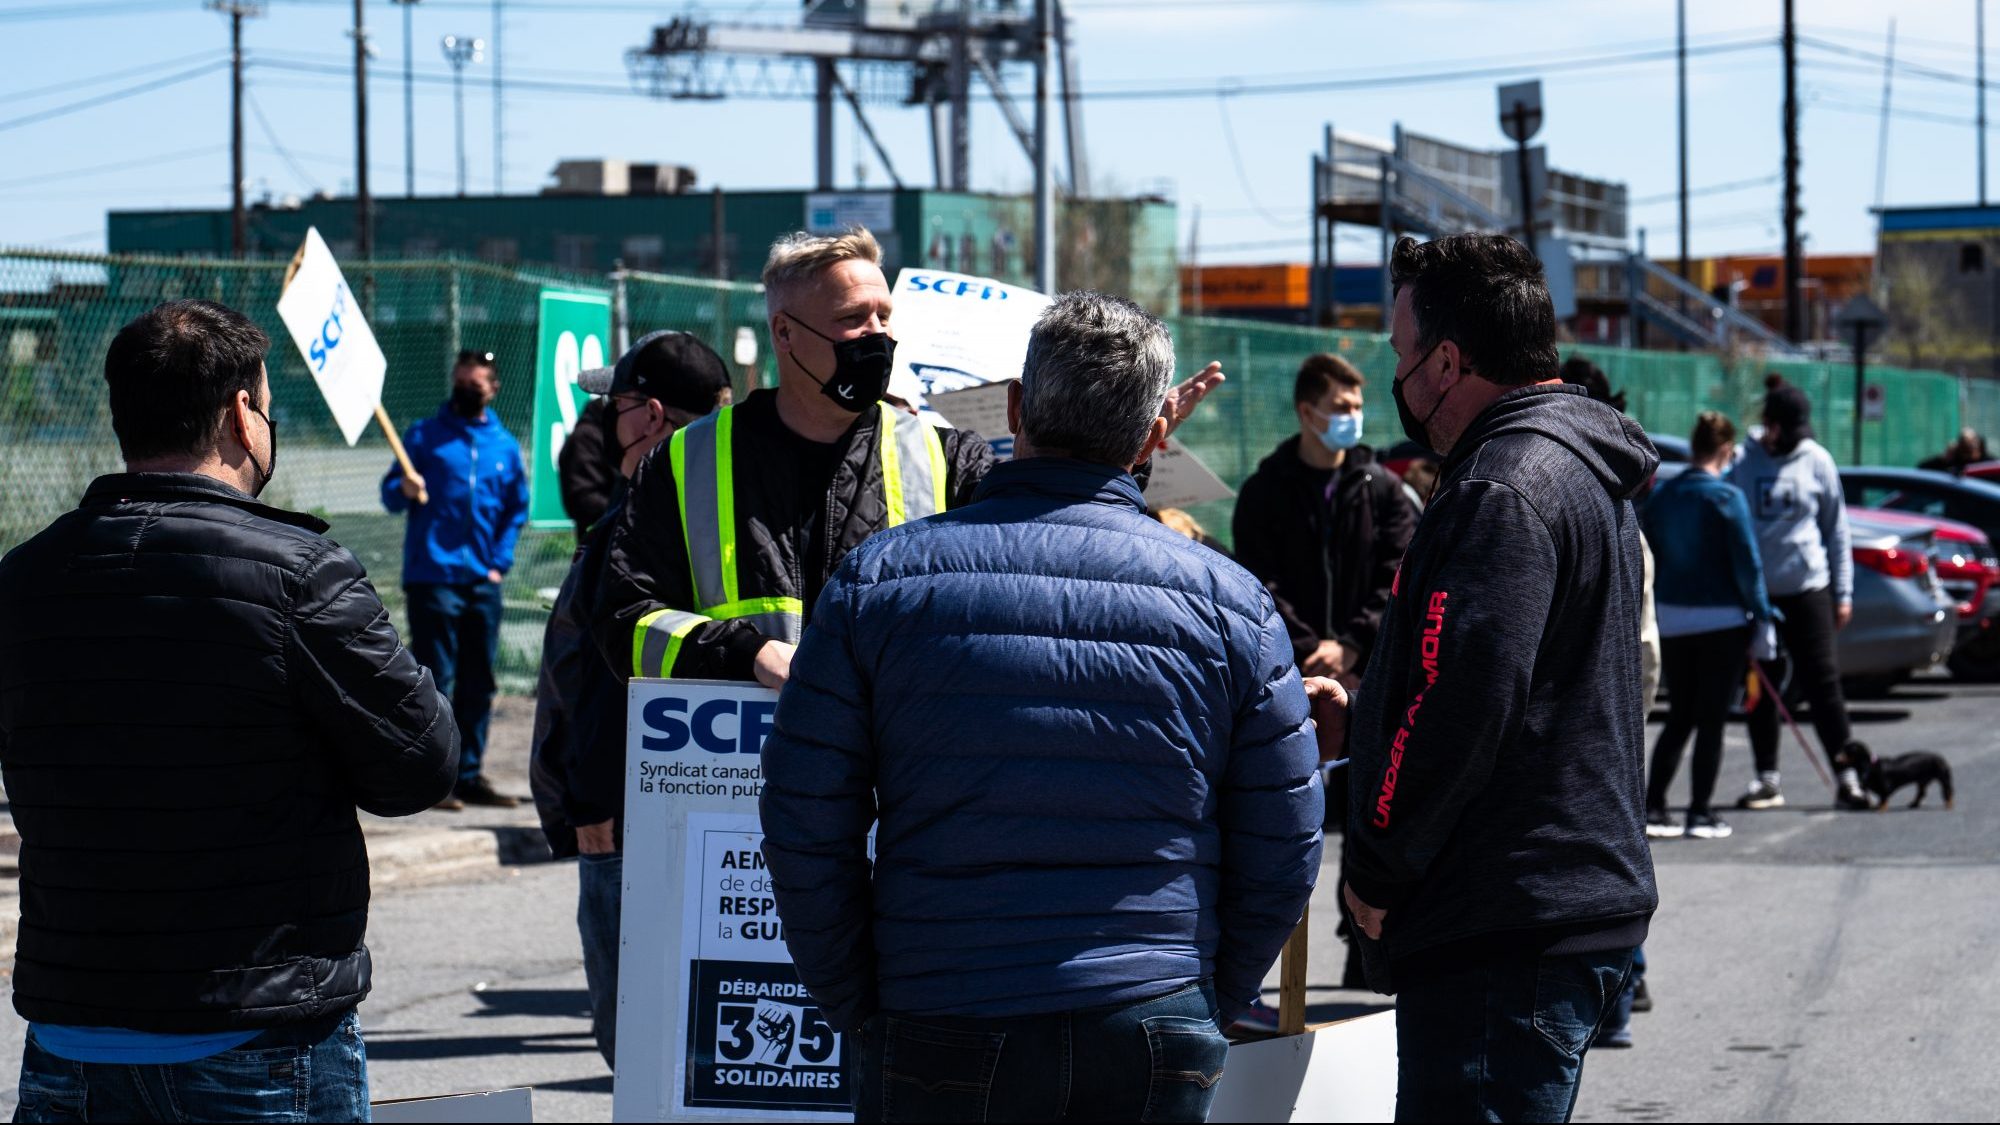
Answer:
[{"xmin": 1180, "ymin": 263, "xmax": 1310, "ymax": 310}]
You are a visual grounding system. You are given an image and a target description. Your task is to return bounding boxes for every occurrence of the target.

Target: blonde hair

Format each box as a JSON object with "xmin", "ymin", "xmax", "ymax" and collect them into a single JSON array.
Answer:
[{"xmin": 762, "ymin": 227, "xmax": 883, "ymax": 307}]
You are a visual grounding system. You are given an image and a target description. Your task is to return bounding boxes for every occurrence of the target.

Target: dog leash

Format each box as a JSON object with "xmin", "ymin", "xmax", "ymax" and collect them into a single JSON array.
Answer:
[{"xmin": 1748, "ymin": 659, "xmax": 1836, "ymax": 792}]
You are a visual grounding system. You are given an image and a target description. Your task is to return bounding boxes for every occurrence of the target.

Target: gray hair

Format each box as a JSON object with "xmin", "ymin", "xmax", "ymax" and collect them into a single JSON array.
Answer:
[
  {"xmin": 761, "ymin": 227, "xmax": 882, "ymax": 309},
  {"xmin": 1019, "ymin": 291, "xmax": 1175, "ymax": 467}
]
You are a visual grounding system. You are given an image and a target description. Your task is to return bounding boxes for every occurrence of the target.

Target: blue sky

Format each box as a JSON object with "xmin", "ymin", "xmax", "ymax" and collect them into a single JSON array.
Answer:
[{"xmin": 0, "ymin": 0, "xmax": 1990, "ymax": 265}]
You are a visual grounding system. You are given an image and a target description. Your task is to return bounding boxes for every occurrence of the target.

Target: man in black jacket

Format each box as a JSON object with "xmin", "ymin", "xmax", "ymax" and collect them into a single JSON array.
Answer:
[
  {"xmin": 559, "ymin": 396, "xmax": 619, "ymax": 537},
  {"xmin": 0, "ymin": 299, "xmax": 458, "ymax": 1121},
  {"xmin": 530, "ymin": 330, "xmax": 731, "ymax": 1067},
  {"xmin": 1233, "ymin": 352, "xmax": 1416, "ymax": 679},
  {"xmin": 592, "ymin": 228, "xmax": 1223, "ymax": 687},
  {"xmin": 1340, "ymin": 236, "xmax": 1659, "ymax": 1123}
]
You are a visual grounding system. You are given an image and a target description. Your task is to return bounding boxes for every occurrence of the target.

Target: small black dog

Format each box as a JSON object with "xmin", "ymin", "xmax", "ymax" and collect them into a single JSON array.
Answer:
[{"xmin": 1833, "ymin": 740, "xmax": 1955, "ymax": 811}]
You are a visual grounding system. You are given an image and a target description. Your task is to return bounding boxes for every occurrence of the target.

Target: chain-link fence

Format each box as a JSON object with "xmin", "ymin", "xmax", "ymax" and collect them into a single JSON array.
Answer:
[{"xmin": 0, "ymin": 248, "xmax": 1977, "ymax": 687}]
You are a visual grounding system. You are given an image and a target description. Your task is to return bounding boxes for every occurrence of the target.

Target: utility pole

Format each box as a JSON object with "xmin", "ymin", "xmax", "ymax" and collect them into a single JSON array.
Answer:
[
  {"xmin": 1033, "ymin": 0, "xmax": 1055, "ymax": 293},
  {"xmin": 1677, "ymin": 0, "xmax": 1690, "ymax": 286},
  {"xmin": 1782, "ymin": 0, "xmax": 1804, "ymax": 344},
  {"xmin": 491, "ymin": 0, "xmax": 503, "ymax": 193},
  {"xmin": 352, "ymin": 0, "xmax": 374, "ymax": 261},
  {"xmin": 209, "ymin": 2, "xmax": 262, "ymax": 259},
  {"xmin": 393, "ymin": 0, "xmax": 419, "ymax": 199},
  {"xmin": 1981, "ymin": 0, "xmax": 1989, "ymax": 205}
]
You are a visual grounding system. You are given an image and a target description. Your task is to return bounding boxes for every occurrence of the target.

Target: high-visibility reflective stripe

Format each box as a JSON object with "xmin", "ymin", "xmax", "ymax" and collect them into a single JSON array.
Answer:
[
  {"xmin": 880, "ymin": 402, "xmax": 948, "ymax": 527},
  {"xmin": 715, "ymin": 407, "xmax": 739, "ymax": 606},
  {"xmin": 634, "ymin": 607, "xmax": 710, "ymax": 678},
  {"xmin": 674, "ymin": 411, "xmax": 729, "ymax": 613},
  {"xmin": 880, "ymin": 403, "xmax": 908, "ymax": 527},
  {"xmin": 705, "ymin": 596, "xmax": 805, "ymax": 645}
]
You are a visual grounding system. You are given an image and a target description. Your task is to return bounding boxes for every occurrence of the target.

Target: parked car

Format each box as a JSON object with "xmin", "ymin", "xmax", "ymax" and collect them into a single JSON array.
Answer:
[
  {"xmin": 1652, "ymin": 463, "xmax": 1956, "ymax": 690},
  {"xmin": 1836, "ymin": 509, "xmax": 1960, "ymax": 693},
  {"xmin": 1959, "ymin": 459, "xmax": 2000, "ymax": 485},
  {"xmin": 1840, "ymin": 467, "xmax": 2000, "ymax": 679}
]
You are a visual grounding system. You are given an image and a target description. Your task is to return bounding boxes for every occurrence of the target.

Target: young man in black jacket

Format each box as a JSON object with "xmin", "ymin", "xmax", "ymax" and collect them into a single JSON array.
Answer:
[
  {"xmin": 1233, "ymin": 352, "xmax": 1416, "ymax": 680},
  {"xmin": 529, "ymin": 330, "xmax": 731, "ymax": 1067},
  {"xmin": 1339, "ymin": 236, "xmax": 1659, "ymax": 1123},
  {"xmin": 0, "ymin": 300, "xmax": 459, "ymax": 1121}
]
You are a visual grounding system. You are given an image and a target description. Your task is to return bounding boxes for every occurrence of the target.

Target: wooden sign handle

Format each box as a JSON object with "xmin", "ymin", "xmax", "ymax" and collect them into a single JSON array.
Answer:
[
  {"xmin": 376, "ymin": 403, "xmax": 427, "ymax": 506},
  {"xmin": 1278, "ymin": 904, "xmax": 1309, "ymax": 1036}
]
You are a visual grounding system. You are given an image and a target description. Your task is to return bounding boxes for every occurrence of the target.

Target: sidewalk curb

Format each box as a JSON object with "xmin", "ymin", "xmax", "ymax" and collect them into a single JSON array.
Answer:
[{"xmin": 0, "ymin": 824, "xmax": 553, "ymax": 972}]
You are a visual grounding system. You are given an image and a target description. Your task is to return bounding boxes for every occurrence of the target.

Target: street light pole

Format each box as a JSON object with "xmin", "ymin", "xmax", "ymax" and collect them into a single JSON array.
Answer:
[
  {"xmin": 441, "ymin": 35, "xmax": 483, "ymax": 199},
  {"xmin": 392, "ymin": 0, "xmax": 419, "ymax": 199},
  {"xmin": 1033, "ymin": 0, "xmax": 1056, "ymax": 294}
]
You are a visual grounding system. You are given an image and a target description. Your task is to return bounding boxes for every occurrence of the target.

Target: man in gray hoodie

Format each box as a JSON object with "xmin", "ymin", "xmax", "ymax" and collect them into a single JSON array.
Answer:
[{"xmin": 1728, "ymin": 381, "xmax": 1856, "ymax": 809}]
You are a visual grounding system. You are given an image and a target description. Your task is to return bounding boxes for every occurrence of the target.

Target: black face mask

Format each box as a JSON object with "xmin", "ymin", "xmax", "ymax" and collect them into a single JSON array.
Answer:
[
  {"xmin": 246, "ymin": 405, "xmax": 277, "ymax": 499},
  {"xmin": 450, "ymin": 382, "xmax": 488, "ymax": 419},
  {"xmin": 603, "ymin": 397, "xmax": 654, "ymax": 475},
  {"xmin": 1391, "ymin": 340, "xmax": 1451, "ymax": 458},
  {"xmin": 785, "ymin": 312, "xmax": 895, "ymax": 414}
]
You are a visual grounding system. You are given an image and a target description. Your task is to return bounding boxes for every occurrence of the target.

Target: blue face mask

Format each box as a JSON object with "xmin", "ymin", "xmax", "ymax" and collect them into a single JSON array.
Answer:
[{"xmin": 1315, "ymin": 409, "xmax": 1364, "ymax": 452}]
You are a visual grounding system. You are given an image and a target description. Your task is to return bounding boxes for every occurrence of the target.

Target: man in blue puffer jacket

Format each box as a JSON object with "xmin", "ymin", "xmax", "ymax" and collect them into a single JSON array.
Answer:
[{"xmin": 760, "ymin": 291, "xmax": 1325, "ymax": 1124}]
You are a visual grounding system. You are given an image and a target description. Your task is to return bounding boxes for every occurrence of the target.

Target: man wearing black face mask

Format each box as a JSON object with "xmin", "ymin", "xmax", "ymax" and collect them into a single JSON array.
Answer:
[
  {"xmin": 1327, "ymin": 235, "xmax": 1660, "ymax": 1123},
  {"xmin": 0, "ymin": 300, "xmax": 457, "ymax": 1120},
  {"xmin": 383, "ymin": 348, "xmax": 531, "ymax": 808},
  {"xmin": 593, "ymin": 228, "xmax": 1226, "ymax": 687}
]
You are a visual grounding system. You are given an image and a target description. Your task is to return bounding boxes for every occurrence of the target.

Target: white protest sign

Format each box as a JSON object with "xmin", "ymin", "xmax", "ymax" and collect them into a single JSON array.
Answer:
[
  {"xmin": 616, "ymin": 679, "xmax": 856, "ymax": 1123},
  {"xmin": 275, "ymin": 228, "xmax": 388, "ymax": 446},
  {"xmin": 885, "ymin": 268, "xmax": 1050, "ymax": 406},
  {"xmin": 930, "ymin": 382, "xmax": 1235, "ymax": 509}
]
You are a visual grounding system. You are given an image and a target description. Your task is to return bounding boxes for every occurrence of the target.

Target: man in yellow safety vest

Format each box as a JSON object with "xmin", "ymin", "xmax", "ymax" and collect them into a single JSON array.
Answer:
[{"xmin": 593, "ymin": 227, "xmax": 1222, "ymax": 689}]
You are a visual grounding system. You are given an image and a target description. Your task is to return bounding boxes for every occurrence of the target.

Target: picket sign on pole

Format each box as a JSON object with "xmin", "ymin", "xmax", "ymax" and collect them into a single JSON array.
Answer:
[
  {"xmin": 275, "ymin": 228, "xmax": 425, "ymax": 502},
  {"xmin": 614, "ymin": 677, "xmax": 1396, "ymax": 1124}
]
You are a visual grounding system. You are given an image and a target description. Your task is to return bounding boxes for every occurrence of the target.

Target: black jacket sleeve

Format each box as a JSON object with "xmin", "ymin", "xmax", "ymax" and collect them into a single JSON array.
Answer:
[
  {"xmin": 940, "ymin": 424, "xmax": 998, "ymax": 508},
  {"xmin": 1338, "ymin": 472, "xmax": 1419, "ymax": 664},
  {"xmin": 289, "ymin": 544, "xmax": 459, "ymax": 816},
  {"xmin": 1233, "ymin": 471, "xmax": 1324, "ymax": 660},
  {"xmin": 560, "ymin": 399, "xmax": 618, "ymax": 537},
  {"xmin": 591, "ymin": 442, "xmax": 769, "ymax": 681},
  {"xmin": 1343, "ymin": 478, "xmax": 1558, "ymax": 911}
]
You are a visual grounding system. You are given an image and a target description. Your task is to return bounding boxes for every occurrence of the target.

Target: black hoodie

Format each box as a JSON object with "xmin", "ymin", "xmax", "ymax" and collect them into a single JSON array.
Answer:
[{"xmin": 1344, "ymin": 384, "xmax": 1661, "ymax": 969}]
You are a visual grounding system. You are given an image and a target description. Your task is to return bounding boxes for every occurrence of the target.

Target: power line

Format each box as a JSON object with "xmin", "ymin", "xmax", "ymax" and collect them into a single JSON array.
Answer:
[
  {"xmin": 0, "ymin": 61, "xmax": 230, "ymax": 134},
  {"xmin": 0, "ymin": 145, "xmax": 226, "ymax": 191},
  {"xmin": 245, "ymin": 86, "xmax": 321, "ymax": 192},
  {"xmin": 1630, "ymin": 174, "xmax": 1782, "ymax": 206},
  {"xmin": 1214, "ymin": 94, "xmax": 1296, "ymax": 229},
  {"xmin": 0, "ymin": 49, "xmax": 226, "ymax": 103}
]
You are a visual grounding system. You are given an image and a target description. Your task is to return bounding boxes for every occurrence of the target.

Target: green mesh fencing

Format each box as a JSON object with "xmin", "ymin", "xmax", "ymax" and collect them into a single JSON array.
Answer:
[{"xmin": 0, "ymin": 249, "xmax": 1974, "ymax": 685}]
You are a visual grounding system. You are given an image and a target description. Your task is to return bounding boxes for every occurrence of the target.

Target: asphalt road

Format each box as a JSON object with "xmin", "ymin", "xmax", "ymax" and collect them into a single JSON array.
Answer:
[{"xmin": 0, "ymin": 677, "xmax": 1993, "ymax": 1122}]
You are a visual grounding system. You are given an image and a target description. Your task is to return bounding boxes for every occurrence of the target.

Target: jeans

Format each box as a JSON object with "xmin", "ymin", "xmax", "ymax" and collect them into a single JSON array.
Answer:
[
  {"xmin": 14, "ymin": 1009, "xmax": 368, "ymax": 1123},
  {"xmin": 406, "ymin": 581, "xmax": 504, "ymax": 787},
  {"xmin": 577, "ymin": 851, "xmax": 623, "ymax": 1069},
  {"xmin": 853, "ymin": 980, "xmax": 1228, "ymax": 1123},
  {"xmin": 1749, "ymin": 587, "xmax": 1851, "ymax": 775},
  {"xmin": 1647, "ymin": 627, "xmax": 1751, "ymax": 816},
  {"xmin": 1393, "ymin": 947, "xmax": 1635, "ymax": 1123}
]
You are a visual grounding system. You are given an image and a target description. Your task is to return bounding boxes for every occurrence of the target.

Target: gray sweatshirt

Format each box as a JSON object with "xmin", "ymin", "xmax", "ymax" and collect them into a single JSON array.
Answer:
[{"xmin": 1728, "ymin": 437, "xmax": 1852, "ymax": 603}]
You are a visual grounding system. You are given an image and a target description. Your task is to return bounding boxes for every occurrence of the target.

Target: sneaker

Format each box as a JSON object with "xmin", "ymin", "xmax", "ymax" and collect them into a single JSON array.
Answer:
[
  {"xmin": 455, "ymin": 776, "xmax": 522, "ymax": 808},
  {"xmin": 1644, "ymin": 808, "xmax": 1682, "ymax": 839},
  {"xmin": 1685, "ymin": 812, "xmax": 1734, "ymax": 840},
  {"xmin": 1630, "ymin": 979, "xmax": 1653, "ymax": 1013},
  {"xmin": 1735, "ymin": 779, "xmax": 1785, "ymax": 810},
  {"xmin": 1227, "ymin": 997, "xmax": 1282, "ymax": 1038},
  {"xmin": 1835, "ymin": 787, "xmax": 1874, "ymax": 811},
  {"xmin": 1594, "ymin": 1025, "xmax": 1635, "ymax": 1049}
]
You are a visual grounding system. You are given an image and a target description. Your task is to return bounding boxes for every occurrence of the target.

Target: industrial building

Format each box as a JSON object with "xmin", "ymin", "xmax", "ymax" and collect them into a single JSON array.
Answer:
[
  {"xmin": 1874, "ymin": 205, "xmax": 2000, "ymax": 378},
  {"xmin": 106, "ymin": 162, "xmax": 1180, "ymax": 312}
]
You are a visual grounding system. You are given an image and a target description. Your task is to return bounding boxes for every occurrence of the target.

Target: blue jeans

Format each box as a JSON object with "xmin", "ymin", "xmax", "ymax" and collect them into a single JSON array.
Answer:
[
  {"xmin": 1393, "ymin": 947, "xmax": 1635, "ymax": 1123},
  {"xmin": 14, "ymin": 1009, "xmax": 368, "ymax": 1123},
  {"xmin": 405, "ymin": 581, "xmax": 504, "ymax": 787},
  {"xmin": 853, "ymin": 980, "xmax": 1228, "ymax": 1123},
  {"xmin": 577, "ymin": 851, "xmax": 623, "ymax": 1069}
]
